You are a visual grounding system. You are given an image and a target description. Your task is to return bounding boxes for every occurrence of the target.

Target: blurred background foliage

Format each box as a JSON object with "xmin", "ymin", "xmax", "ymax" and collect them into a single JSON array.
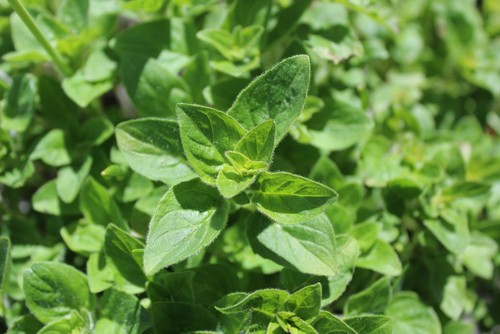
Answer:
[{"xmin": 0, "ymin": 0, "xmax": 499, "ymax": 333}]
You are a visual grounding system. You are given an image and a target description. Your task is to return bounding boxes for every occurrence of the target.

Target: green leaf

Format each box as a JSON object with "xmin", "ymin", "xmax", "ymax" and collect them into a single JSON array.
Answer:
[
  {"xmin": 235, "ymin": 120, "xmax": 276, "ymax": 163},
  {"xmin": 385, "ymin": 292, "xmax": 441, "ymax": 334},
  {"xmin": 147, "ymin": 271, "xmax": 195, "ymax": 304},
  {"xmin": 349, "ymin": 222, "xmax": 381, "ymax": 252},
  {"xmin": 57, "ymin": 0, "xmax": 88, "ymax": 32},
  {"xmin": 144, "ymin": 178, "xmax": 229, "ymax": 275},
  {"xmin": 267, "ymin": 0, "xmax": 312, "ymax": 46},
  {"xmin": 80, "ymin": 116, "xmax": 114, "ymax": 146},
  {"xmin": 307, "ymin": 99, "xmax": 373, "ymax": 151},
  {"xmin": 32, "ymin": 180, "xmax": 79, "ymax": 216},
  {"xmin": 116, "ymin": 118, "xmax": 196, "ymax": 185},
  {"xmin": 248, "ymin": 213, "xmax": 358, "ymax": 276},
  {"xmin": 311, "ymin": 311, "xmax": 357, "ymax": 334},
  {"xmin": 151, "ymin": 302, "xmax": 217, "ymax": 334},
  {"xmin": 216, "ymin": 164, "xmax": 257, "ymax": 198},
  {"xmin": 306, "ymin": 32, "xmax": 363, "ymax": 64},
  {"xmin": 94, "ymin": 289, "xmax": 151, "ymax": 334},
  {"xmin": 56, "ymin": 156, "xmax": 92, "ymax": 204},
  {"xmin": 345, "ymin": 278, "xmax": 391, "ymax": 315},
  {"xmin": 37, "ymin": 310, "xmax": 90, "ymax": 334},
  {"xmin": 1, "ymin": 74, "xmax": 36, "ymax": 132},
  {"xmin": 62, "ymin": 71, "xmax": 113, "ymax": 108},
  {"xmin": 8, "ymin": 314, "xmax": 43, "ymax": 334},
  {"xmin": 225, "ymin": 151, "xmax": 268, "ymax": 174},
  {"xmin": 440, "ymin": 276, "xmax": 466, "ymax": 320},
  {"xmin": 280, "ymin": 268, "xmax": 353, "ymax": 307},
  {"xmin": 104, "ymin": 224, "xmax": 146, "ymax": 294},
  {"xmin": 121, "ymin": 0, "xmax": 166, "ymax": 12},
  {"xmin": 309, "ymin": 156, "xmax": 344, "ymax": 189},
  {"xmin": 177, "ymin": 103, "xmax": 246, "ymax": 185},
  {"xmin": 113, "ymin": 18, "xmax": 170, "ymax": 77},
  {"xmin": 216, "ymin": 288, "xmax": 289, "ymax": 324},
  {"xmin": 356, "ymin": 240, "xmax": 402, "ymax": 277},
  {"xmin": 344, "ymin": 315, "xmax": 393, "ymax": 334},
  {"xmin": 443, "ymin": 321, "xmax": 474, "ymax": 334},
  {"xmin": 197, "ymin": 25, "xmax": 263, "ymax": 62},
  {"xmin": 180, "ymin": 264, "xmax": 239, "ymax": 307},
  {"xmin": 79, "ymin": 177, "xmax": 127, "ymax": 229},
  {"xmin": 222, "ymin": 0, "xmax": 271, "ymax": 29},
  {"xmin": 424, "ymin": 217, "xmax": 469, "ymax": 255},
  {"xmin": 86, "ymin": 251, "xmax": 114, "ymax": 293},
  {"xmin": 440, "ymin": 181, "xmax": 490, "ymax": 201},
  {"xmin": 251, "ymin": 172, "xmax": 338, "ymax": 224},
  {"xmin": 228, "ymin": 55, "xmax": 310, "ymax": 143},
  {"xmin": 0, "ymin": 237, "xmax": 10, "ymax": 297},
  {"xmin": 274, "ymin": 311, "xmax": 319, "ymax": 333},
  {"xmin": 461, "ymin": 231, "xmax": 498, "ymax": 279},
  {"xmin": 183, "ymin": 51, "xmax": 210, "ymax": 104},
  {"xmin": 280, "ymin": 283, "xmax": 321, "ymax": 321},
  {"xmin": 38, "ymin": 76, "xmax": 79, "ymax": 131},
  {"xmin": 81, "ymin": 49, "xmax": 116, "ymax": 83},
  {"xmin": 30, "ymin": 129, "xmax": 71, "ymax": 167},
  {"xmin": 23, "ymin": 262, "xmax": 95, "ymax": 324},
  {"xmin": 132, "ymin": 58, "xmax": 188, "ymax": 117},
  {"xmin": 60, "ymin": 221, "xmax": 105, "ymax": 255}
]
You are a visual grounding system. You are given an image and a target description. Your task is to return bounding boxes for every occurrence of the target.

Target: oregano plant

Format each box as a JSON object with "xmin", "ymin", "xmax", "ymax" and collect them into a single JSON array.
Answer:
[
  {"xmin": 117, "ymin": 55, "xmax": 341, "ymax": 276},
  {"xmin": 1, "ymin": 0, "xmax": 499, "ymax": 333}
]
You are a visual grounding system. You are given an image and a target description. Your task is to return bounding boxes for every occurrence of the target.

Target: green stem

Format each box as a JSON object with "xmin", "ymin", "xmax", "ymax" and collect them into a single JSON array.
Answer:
[{"xmin": 7, "ymin": 0, "xmax": 72, "ymax": 76}]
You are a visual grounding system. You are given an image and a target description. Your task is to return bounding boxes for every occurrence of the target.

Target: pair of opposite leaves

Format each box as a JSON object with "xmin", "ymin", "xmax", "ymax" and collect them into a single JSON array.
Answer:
[{"xmin": 176, "ymin": 55, "xmax": 338, "ymax": 219}]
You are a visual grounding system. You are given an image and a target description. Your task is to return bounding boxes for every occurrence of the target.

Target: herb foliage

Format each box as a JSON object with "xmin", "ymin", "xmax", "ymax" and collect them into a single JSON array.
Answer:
[{"xmin": 0, "ymin": 0, "xmax": 499, "ymax": 333}]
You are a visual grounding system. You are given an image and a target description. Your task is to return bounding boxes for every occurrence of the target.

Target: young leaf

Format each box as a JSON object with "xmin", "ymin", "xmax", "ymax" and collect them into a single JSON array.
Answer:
[
  {"xmin": 251, "ymin": 172, "xmax": 338, "ymax": 224},
  {"xmin": 228, "ymin": 55, "xmax": 310, "ymax": 142},
  {"xmin": 177, "ymin": 103, "xmax": 246, "ymax": 185},
  {"xmin": 23, "ymin": 262, "xmax": 95, "ymax": 324},
  {"xmin": 116, "ymin": 118, "xmax": 196, "ymax": 185},
  {"xmin": 235, "ymin": 120, "xmax": 276, "ymax": 163},
  {"xmin": 216, "ymin": 164, "xmax": 257, "ymax": 198},
  {"xmin": 144, "ymin": 178, "xmax": 229, "ymax": 275},
  {"xmin": 274, "ymin": 312, "xmax": 319, "ymax": 333},
  {"xmin": 225, "ymin": 151, "xmax": 268, "ymax": 174},
  {"xmin": 280, "ymin": 283, "xmax": 322, "ymax": 321}
]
